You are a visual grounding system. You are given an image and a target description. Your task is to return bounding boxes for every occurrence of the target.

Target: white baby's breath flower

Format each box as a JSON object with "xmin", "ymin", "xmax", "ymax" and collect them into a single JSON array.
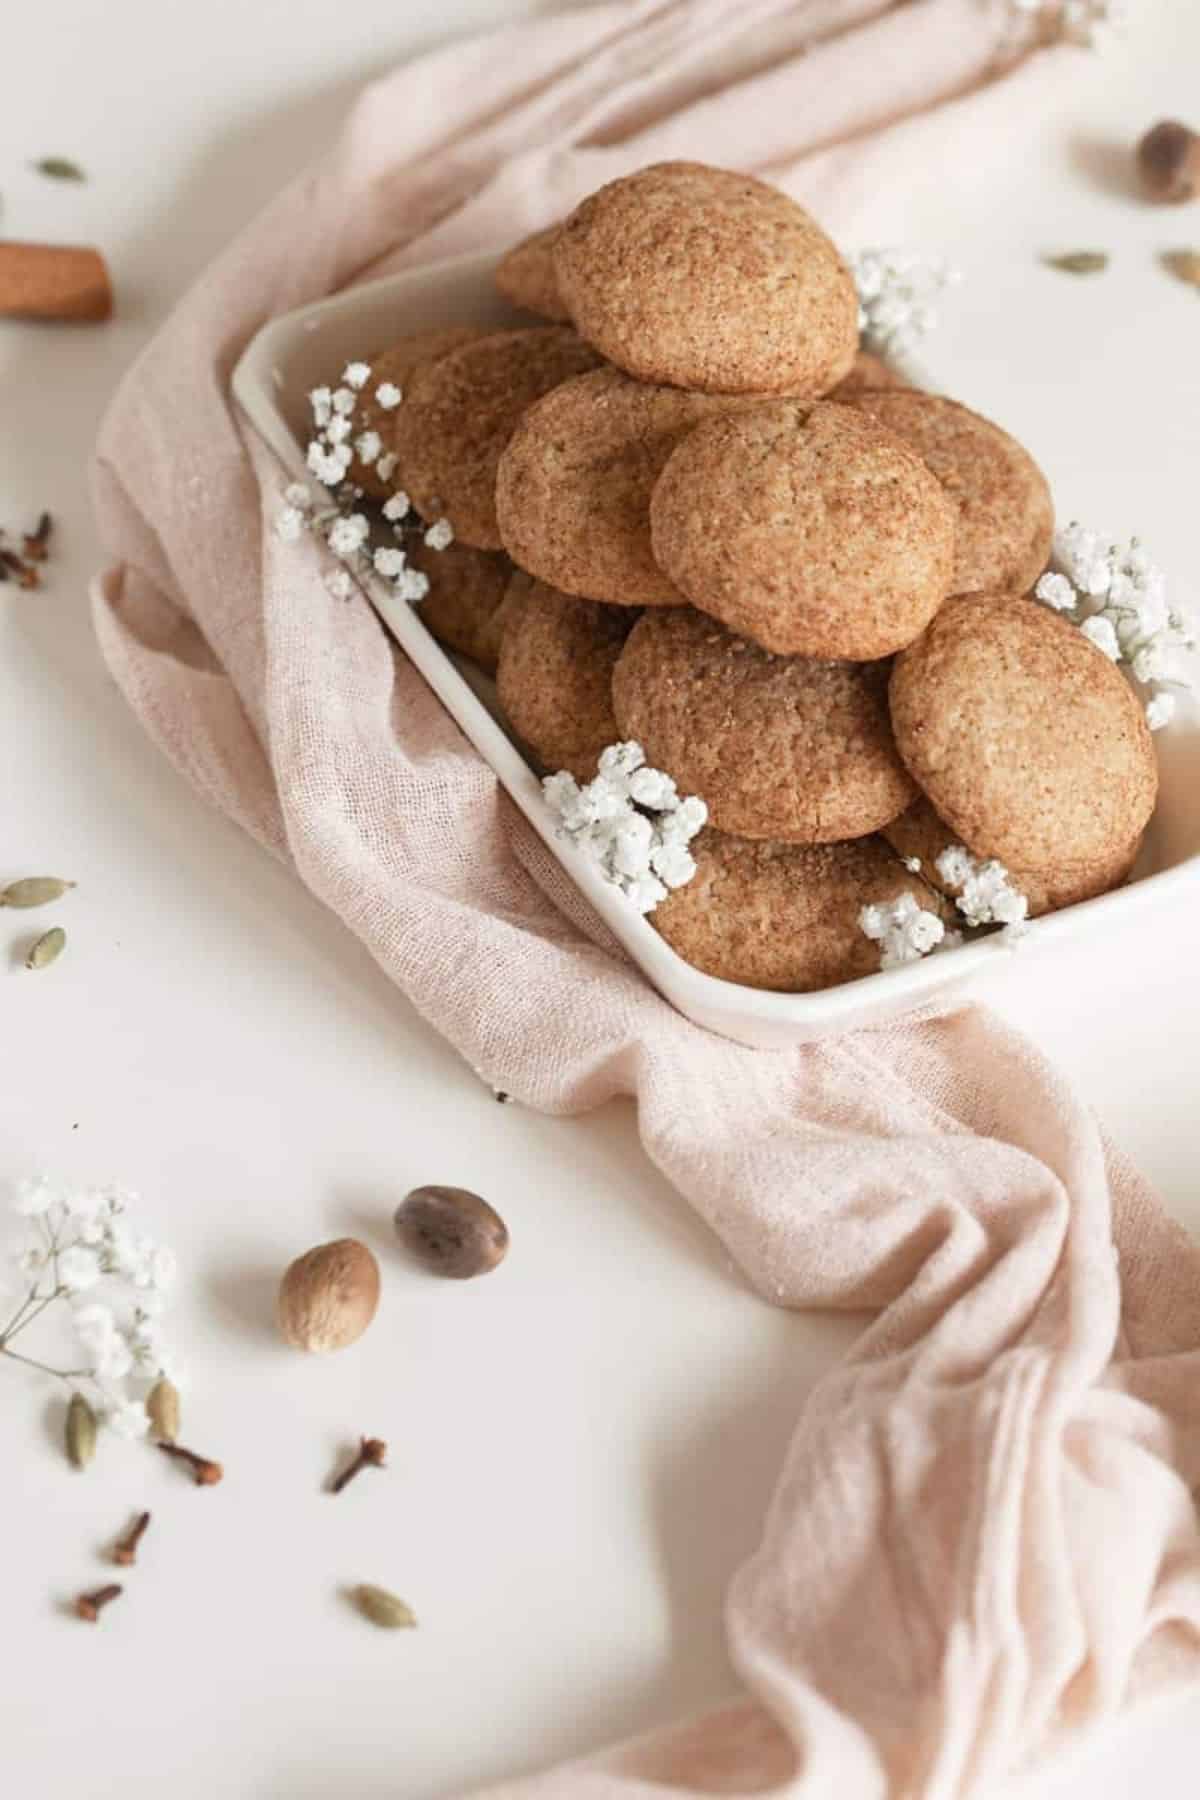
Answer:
[
  {"xmin": 58, "ymin": 1247, "xmax": 102, "ymax": 1293},
  {"xmin": 1081, "ymin": 615, "xmax": 1120, "ymax": 660},
  {"xmin": 1146, "ymin": 691, "xmax": 1176, "ymax": 731},
  {"xmin": 328, "ymin": 514, "xmax": 370, "ymax": 558},
  {"xmin": 355, "ymin": 431, "xmax": 383, "ymax": 467},
  {"xmin": 308, "ymin": 387, "xmax": 333, "ymax": 427},
  {"xmin": 95, "ymin": 1332, "xmax": 134, "ymax": 1382},
  {"xmin": 424, "ymin": 518, "xmax": 455, "ymax": 552},
  {"xmin": 103, "ymin": 1398, "xmax": 150, "ymax": 1441},
  {"xmin": 935, "ymin": 846, "xmax": 973, "ymax": 889},
  {"xmin": 373, "ymin": 547, "xmax": 408, "ymax": 578},
  {"xmin": 342, "ymin": 361, "xmax": 371, "ymax": 391},
  {"xmin": 849, "ymin": 247, "xmax": 959, "ymax": 357},
  {"xmin": 12, "ymin": 1176, "xmax": 56, "ymax": 1218},
  {"xmin": 382, "ymin": 492, "xmax": 410, "ymax": 522},
  {"xmin": 275, "ymin": 506, "xmax": 307, "ymax": 543},
  {"xmin": 284, "ymin": 482, "xmax": 312, "ymax": 510},
  {"xmin": 375, "ymin": 381, "xmax": 402, "ymax": 409},
  {"xmin": 1035, "ymin": 571, "xmax": 1077, "ymax": 613},
  {"xmin": 375, "ymin": 453, "xmax": 399, "ymax": 484},
  {"xmin": 331, "ymin": 387, "xmax": 356, "ymax": 416},
  {"xmin": 395, "ymin": 567, "xmax": 430, "ymax": 604},
  {"xmin": 306, "ymin": 443, "xmax": 346, "ymax": 487},
  {"xmin": 325, "ymin": 415, "xmax": 352, "ymax": 446},
  {"xmin": 325, "ymin": 569, "xmax": 355, "ymax": 601},
  {"xmin": 543, "ymin": 741, "xmax": 703, "ymax": 914},
  {"xmin": 72, "ymin": 1302, "xmax": 117, "ymax": 1355},
  {"xmin": 859, "ymin": 894, "xmax": 948, "ymax": 970}
]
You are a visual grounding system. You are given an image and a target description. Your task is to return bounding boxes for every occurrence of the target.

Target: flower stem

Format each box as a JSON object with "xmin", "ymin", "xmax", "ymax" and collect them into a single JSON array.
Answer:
[
  {"xmin": 1, "ymin": 1286, "xmax": 63, "ymax": 1347},
  {"xmin": 0, "ymin": 1345, "xmax": 89, "ymax": 1381}
]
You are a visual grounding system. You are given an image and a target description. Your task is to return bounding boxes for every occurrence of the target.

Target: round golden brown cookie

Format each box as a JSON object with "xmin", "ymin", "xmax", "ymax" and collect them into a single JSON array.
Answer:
[
  {"xmin": 611, "ymin": 608, "xmax": 915, "ymax": 843},
  {"xmin": 390, "ymin": 327, "xmax": 603, "ymax": 550},
  {"xmin": 494, "ymin": 226, "xmax": 569, "ymax": 322},
  {"xmin": 496, "ymin": 369, "xmax": 762, "ymax": 607},
  {"xmin": 845, "ymin": 390, "xmax": 1054, "ymax": 595},
  {"xmin": 349, "ymin": 328, "xmax": 486, "ymax": 500},
  {"xmin": 649, "ymin": 400, "xmax": 957, "ymax": 659},
  {"xmin": 496, "ymin": 575, "xmax": 636, "ymax": 781},
  {"xmin": 416, "ymin": 545, "xmax": 514, "ymax": 674},
  {"xmin": 889, "ymin": 595, "xmax": 1158, "ymax": 872},
  {"xmin": 553, "ymin": 161, "xmax": 858, "ymax": 396},
  {"xmin": 653, "ymin": 830, "xmax": 933, "ymax": 992},
  {"xmin": 882, "ymin": 794, "xmax": 1142, "ymax": 919},
  {"xmin": 829, "ymin": 349, "xmax": 908, "ymax": 398}
]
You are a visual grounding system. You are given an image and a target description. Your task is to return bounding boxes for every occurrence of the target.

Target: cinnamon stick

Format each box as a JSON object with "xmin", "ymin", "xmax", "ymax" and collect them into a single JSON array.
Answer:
[{"xmin": 0, "ymin": 241, "xmax": 113, "ymax": 322}]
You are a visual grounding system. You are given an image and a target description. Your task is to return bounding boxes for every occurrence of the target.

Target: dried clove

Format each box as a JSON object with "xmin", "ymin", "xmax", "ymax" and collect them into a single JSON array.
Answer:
[
  {"xmin": 75, "ymin": 1583, "xmax": 122, "ymax": 1622},
  {"xmin": 329, "ymin": 1436, "xmax": 387, "ymax": 1494},
  {"xmin": 156, "ymin": 1441, "xmax": 223, "ymax": 1486},
  {"xmin": 22, "ymin": 513, "xmax": 52, "ymax": 563},
  {"xmin": 112, "ymin": 1511, "xmax": 151, "ymax": 1566}
]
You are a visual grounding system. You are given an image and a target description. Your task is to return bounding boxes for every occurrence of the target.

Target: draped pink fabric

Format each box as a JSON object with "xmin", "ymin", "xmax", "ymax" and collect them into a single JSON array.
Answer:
[{"xmin": 90, "ymin": 4, "xmax": 1200, "ymax": 1793}]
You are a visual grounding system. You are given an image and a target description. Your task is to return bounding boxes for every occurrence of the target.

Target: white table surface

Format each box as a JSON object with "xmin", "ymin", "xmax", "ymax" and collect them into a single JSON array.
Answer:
[{"xmin": 2, "ymin": 3, "xmax": 1199, "ymax": 1794}]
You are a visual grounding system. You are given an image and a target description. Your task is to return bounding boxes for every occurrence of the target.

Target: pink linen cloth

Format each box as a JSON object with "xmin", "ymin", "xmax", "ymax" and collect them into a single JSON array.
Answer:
[{"xmin": 90, "ymin": 3, "xmax": 1200, "ymax": 1794}]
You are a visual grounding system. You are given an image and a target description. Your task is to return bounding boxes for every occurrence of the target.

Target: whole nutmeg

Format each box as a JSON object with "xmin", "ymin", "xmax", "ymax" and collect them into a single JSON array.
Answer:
[
  {"xmin": 1137, "ymin": 119, "xmax": 1200, "ymax": 204},
  {"xmin": 277, "ymin": 1238, "xmax": 381, "ymax": 1352},
  {"xmin": 393, "ymin": 1187, "xmax": 509, "ymax": 1279}
]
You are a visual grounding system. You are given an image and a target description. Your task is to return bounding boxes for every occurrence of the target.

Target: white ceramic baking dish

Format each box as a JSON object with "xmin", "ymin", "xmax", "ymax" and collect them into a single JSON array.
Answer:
[{"xmin": 231, "ymin": 250, "xmax": 1200, "ymax": 1049}]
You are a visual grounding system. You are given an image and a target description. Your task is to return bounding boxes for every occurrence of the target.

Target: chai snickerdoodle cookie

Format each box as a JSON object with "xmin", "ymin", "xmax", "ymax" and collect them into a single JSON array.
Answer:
[
  {"xmin": 496, "ymin": 575, "xmax": 636, "ymax": 781},
  {"xmin": 889, "ymin": 595, "xmax": 1158, "ymax": 873},
  {"xmin": 611, "ymin": 608, "xmax": 915, "ymax": 843},
  {"xmin": 652, "ymin": 830, "xmax": 935, "ymax": 992},
  {"xmin": 829, "ymin": 349, "xmax": 909, "ymax": 398},
  {"xmin": 496, "ymin": 369, "xmax": 761, "ymax": 608},
  {"xmin": 882, "ymin": 794, "xmax": 1142, "ymax": 919},
  {"xmin": 553, "ymin": 162, "xmax": 858, "ymax": 396},
  {"xmin": 390, "ymin": 327, "xmax": 603, "ymax": 549},
  {"xmin": 494, "ymin": 225, "xmax": 570, "ymax": 322},
  {"xmin": 417, "ymin": 545, "xmax": 515, "ymax": 674},
  {"xmin": 649, "ymin": 400, "xmax": 957, "ymax": 659},
  {"xmin": 846, "ymin": 390, "xmax": 1054, "ymax": 595},
  {"xmin": 348, "ymin": 328, "xmax": 486, "ymax": 500}
]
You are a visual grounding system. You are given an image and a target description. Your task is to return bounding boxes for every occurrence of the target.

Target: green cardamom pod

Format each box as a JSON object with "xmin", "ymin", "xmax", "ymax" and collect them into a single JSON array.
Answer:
[
  {"xmin": 66, "ymin": 1392, "xmax": 98, "ymax": 1469},
  {"xmin": 146, "ymin": 1377, "xmax": 181, "ymax": 1444},
  {"xmin": 0, "ymin": 876, "xmax": 76, "ymax": 908},
  {"xmin": 352, "ymin": 1584, "xmax": 417, "ymax": 1630},
  {"xmin": 1043, "ymin": 251, "xmax": 1109, "ymax": 275},
  {"xmin": 26, "ymin": 927, "xmax": 66, "ymax": 971}
]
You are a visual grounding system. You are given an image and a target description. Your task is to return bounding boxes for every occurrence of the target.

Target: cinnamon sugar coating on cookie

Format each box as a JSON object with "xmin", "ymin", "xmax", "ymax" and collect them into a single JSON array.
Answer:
[
  {"xmin": 417, "ymin": 545, "xmax": 515, "ymax": 673},
  {"xmin": 653, "ymin": 830, "xmax": 935, "ymax": 991},
  {"xmin": 612, "ymin": 609, "xmax": 915, "ymax": 843},
  {"xmin": 350, "ymin": 327, "xmax": 485, "ymax": 499},
  {"xmin": 496, "ymin": 369, "xmax": 763, "ymax": 607},
  {"xmin": 391, "ymin": 327, "xmax": 603, "ymax": 549},
  {"xmin": 846, "ymin": 390, "xmax": 1054, "ymax": 595},
  {"xmin": 496, "ymin": 574, "xmax": 637, "ymax": 781},
  {"xmin": 889, "ymin": 595, "xmax": 1158, "ymax": 872},
  {"xmin": 494, "ymin": 225, "xmax": 570, "ymax": 322},
  {"xmin": 553, "ymin": 162, "xmax": 858, "ymax": 395},
  {"xmin": 649, "ymin": 400, "xmax": 957, "ymax": 659}
]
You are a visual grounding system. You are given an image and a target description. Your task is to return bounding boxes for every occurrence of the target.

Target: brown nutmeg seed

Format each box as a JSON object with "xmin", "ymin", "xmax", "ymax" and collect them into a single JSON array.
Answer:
[
  {"xmin": 393, "ymin": 1187, "xmax": 509, "ymax": 1279},
  {"xmin": 277, "ymin": 1238, "xmax": 381, "ymax": 1352},
  {"xmin": 1138, "ymin": 119, "xmax": 1200, "ymax": 204}
]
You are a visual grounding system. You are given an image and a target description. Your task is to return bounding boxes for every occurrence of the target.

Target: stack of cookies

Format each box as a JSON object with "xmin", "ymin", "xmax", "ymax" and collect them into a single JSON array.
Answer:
[{"xmin": 348, "ymin": 161, "xmax": 1159, "ymax": 994}]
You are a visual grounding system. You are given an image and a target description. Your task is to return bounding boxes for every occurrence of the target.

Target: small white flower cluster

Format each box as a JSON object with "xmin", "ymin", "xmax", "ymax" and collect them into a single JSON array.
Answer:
[
  {"xmin": 1009, "ymin": 0, "xmax": 1130, "ymax": 47},
  {"xmin": 274, "ymin": 361, "xmax": 457, "ymax": 607},
  {"xmin": 935, "ymin": 845, "xmax": 1030, "ymax": 937},
  {"xmin": 859, "ymin": 893, "xmax": 950, "ymax": 971},
  {"xmin": 3, "ymin": 1177, "xmax": 181, "ymax": 1439},
  {"xmin": 848, "ymin": 248, "xmax": 961, "ymax": 359},
  {"xmin": 1035, "ymin": 522, "xmax": 1195, "ymax": 731},
  {"xmin": 542, "ymin": 742, "xmax": 707, "ymax": 914}
]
